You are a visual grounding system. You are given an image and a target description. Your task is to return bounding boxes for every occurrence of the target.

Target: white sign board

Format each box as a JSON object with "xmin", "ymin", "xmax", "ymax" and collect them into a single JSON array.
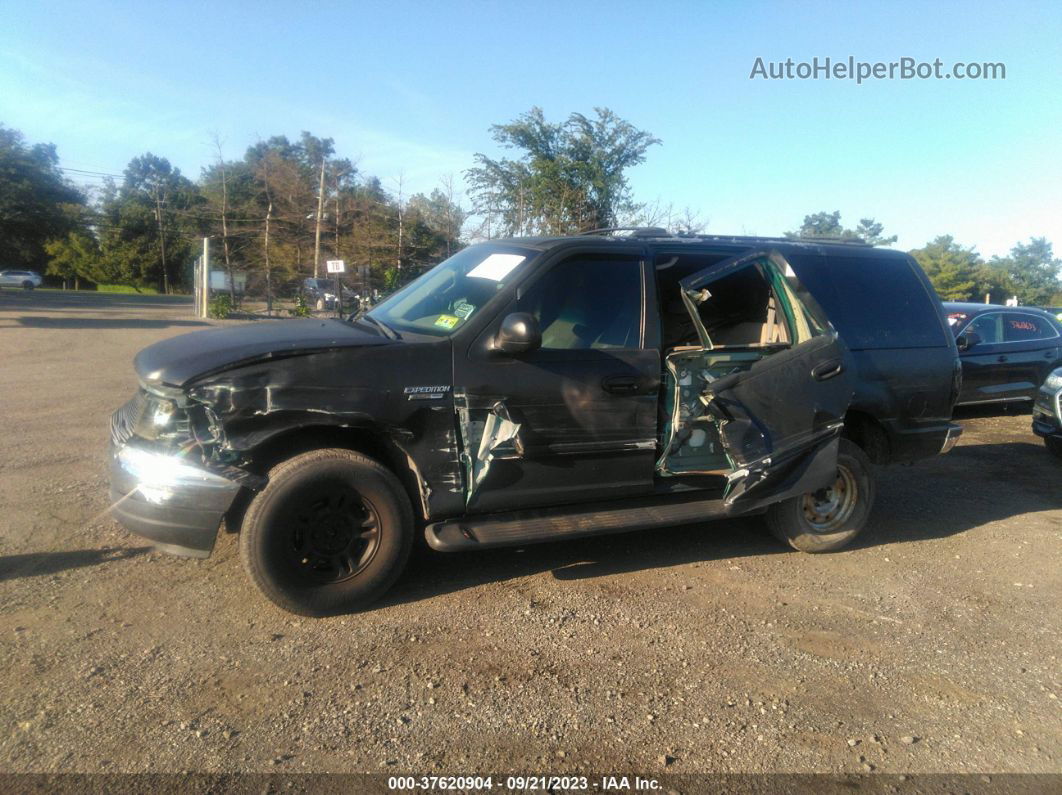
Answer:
[
  {"xmin": 326, "ymin": 259, "xmax": 346, "ymax": 274},
  {"xmin": 209, "ymin": 270, "xmax": 247, "ymax": 293}
]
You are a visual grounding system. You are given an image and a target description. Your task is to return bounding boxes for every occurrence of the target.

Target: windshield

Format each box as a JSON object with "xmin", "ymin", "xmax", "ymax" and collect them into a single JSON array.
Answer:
[{"xmin": 366, "ymin": 243, "xmax": 537, "ymax": 336}]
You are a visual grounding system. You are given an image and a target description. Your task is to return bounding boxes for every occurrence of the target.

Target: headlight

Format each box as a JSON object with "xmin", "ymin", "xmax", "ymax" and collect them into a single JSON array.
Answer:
[
  {"xmin": 1043, "ymin": 368, "xmax": 1062, "ymax": 391},
  {"xmin": 118, "ymin": 446, "xmax": 232, "ymax": 490}
]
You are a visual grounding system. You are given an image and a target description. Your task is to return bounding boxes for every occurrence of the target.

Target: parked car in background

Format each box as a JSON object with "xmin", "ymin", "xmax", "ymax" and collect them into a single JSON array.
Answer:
[
  {"xmin": 0, "ymin": 269, "xmax": 43, "ymax": 289},
  {"xmin": 945, "ymin": 302, "xmax": 1062, "ymax": 406},
  {"xmin": 1031, "ymin": 367, "xmax": 1062, "ymax": 458},
  {"xmin": 108, "ymin": 232, "xmax": 962, "ymax": 616},
  {"xmin": 301, "ymin": 277, "xmax": 351, "ymax": 310}
]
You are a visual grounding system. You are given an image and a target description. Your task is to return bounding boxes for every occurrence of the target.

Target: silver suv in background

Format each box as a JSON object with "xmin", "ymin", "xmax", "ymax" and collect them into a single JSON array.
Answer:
[{"xmin": 0, "ymin": 270, "xmax": 43, "ymax": 289}]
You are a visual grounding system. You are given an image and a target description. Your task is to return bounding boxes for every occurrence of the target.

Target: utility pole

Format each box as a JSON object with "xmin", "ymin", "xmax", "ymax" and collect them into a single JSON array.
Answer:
[
  {"xmin": 395, "ymin": 174, "xmax": 404, "ymax": 272},
  {"xmin": 264, "ymin": 200, "xmax": 273, "ymax": 316},
  {"xmin": 154, "ymin": 187, "xmax": 169, "ymax": 294},
  {"xmin": 313, "ymin": 158, "xmax": 326, "ymax": 278},
  {"xmin": 200, "ymin": 237, "xmax": 210, "ymax": 319}
]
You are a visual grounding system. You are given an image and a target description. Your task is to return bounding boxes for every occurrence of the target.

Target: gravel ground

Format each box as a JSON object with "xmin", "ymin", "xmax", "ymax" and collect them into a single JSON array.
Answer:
[{"xmin": 0, "ymin": 289, "xmax": 1059, "ymax": 776}]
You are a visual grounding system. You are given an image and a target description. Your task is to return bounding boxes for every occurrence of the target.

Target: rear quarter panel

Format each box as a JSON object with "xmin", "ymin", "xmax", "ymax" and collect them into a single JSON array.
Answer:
[{"xmin": 785, "ymin": 248, "xmax": 959, "ymax": 459}]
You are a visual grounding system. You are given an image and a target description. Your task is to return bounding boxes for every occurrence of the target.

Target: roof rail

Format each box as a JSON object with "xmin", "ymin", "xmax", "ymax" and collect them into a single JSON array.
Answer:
[
  {"xmin": 581, "ymin": 226, "xmax": 670, "ymax": 238},
  {"xmin": 579, "ymin": 228, "xmax": 872, "ymax": 246},
  {"xmin": 681, "ymin": 234, "xmax": 871, "ymax": 247}
]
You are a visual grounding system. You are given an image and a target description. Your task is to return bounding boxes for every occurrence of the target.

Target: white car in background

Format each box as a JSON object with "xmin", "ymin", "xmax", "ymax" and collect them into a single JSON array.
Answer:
[{"xmin": 0, "ymin": 270, "xmax": 43, "ymax": 289}]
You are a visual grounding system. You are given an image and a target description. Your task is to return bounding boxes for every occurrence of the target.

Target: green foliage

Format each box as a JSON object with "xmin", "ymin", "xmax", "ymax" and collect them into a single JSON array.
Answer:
[
  {"xmin": 97, "ymin": 153, "xmax": 197, "ymax": 292},
  {"xmin": 208, "ymin": 293, "xmax": 233, "ymax": 319},
  {"xmin": 288, "ymin": 294, "xmax": 312, "ymax": 317},
  {"xmin": 786, "ymin": 211, "xmax": 897, "ymax": 245},
  {"xmin": 910, "ymin": 236, "xmax": 982, "ymax": 300},
  {"xmin": 911, "ymin": 235, "xmax": 1061, "ymax": 305},
  {"xmin": 0, "ymin": 125, "xmax": 84, "ymax": 269},
  {"xmin": 988, "ymin": 238, "xmax": 1060, "ymax": 306},
  {"xmin": 44, "ymin": 230, "xmax": 100, "ymax": 286},
  {"xmin": 466, "ymin": 107, "xmax": 660, "ymax": 236}
]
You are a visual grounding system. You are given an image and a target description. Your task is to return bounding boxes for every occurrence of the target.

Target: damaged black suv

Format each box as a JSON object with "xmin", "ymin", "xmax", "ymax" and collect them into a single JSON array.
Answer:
[{"xmin": 109, "ymin": 230, "xmax": 961, "ymax": 616}]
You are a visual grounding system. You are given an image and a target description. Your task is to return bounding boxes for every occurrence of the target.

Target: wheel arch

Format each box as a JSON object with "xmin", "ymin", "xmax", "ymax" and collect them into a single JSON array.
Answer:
[
  {"xmin": 228, "ymin": 424, "xmax": 429, "ymax": 528},
  {"xmin": 842, "ymin": 409, "xmax": 890, "ymax": 465}
]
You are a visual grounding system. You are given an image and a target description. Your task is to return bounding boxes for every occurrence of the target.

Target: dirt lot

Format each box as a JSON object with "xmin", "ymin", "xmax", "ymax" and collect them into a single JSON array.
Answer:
[{"xmin": 0, "ymin": 289, "xmax": 1059, "ymax": 776}]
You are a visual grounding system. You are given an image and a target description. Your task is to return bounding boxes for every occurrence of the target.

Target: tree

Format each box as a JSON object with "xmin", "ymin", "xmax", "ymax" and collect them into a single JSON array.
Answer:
[
  {"xmin": 910, "ymin": 235, "xmax": 981, "ymax": 300},
  {"xmin": 97, "ymin": 154, "xmax": 197, "ymax": 291},
  {"xmin": 0, "ymin": 125, "xmax": 83, "ymax": 269},
  {"xmin": 466, "ymin": 107, "xmax": 660, "ymax": 236},
  {"xmin": 44, "ymin": 230, "xmax": 100, "ymax": 289},
  {"xmin": 852, "ymin": 218, "xmax": 898, "ymax": 246},
  {"xmin": 786, "ymin": 211, "xmax": 896, "ymax": 245},
  {"xmin": 989, "ymin": 238, "xmax": 1060, "ymax": 306}
]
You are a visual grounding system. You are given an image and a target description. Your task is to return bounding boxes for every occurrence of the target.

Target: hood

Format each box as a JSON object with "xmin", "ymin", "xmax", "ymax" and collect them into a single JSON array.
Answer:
[{"xmin": 135, "ymin": 318, "xmax": 391, "ymax": 388}]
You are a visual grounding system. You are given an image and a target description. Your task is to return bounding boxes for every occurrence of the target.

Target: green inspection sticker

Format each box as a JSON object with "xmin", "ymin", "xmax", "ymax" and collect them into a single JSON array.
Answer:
[{"xmin": 434, "ymin": 314, "xmax": 460, "ymax": 329}]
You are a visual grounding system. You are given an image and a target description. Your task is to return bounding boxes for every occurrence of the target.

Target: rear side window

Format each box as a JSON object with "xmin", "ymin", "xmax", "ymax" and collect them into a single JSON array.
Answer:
[
  {"xmin": 1004, "ymin": 313, "xmax": 1058, "ymax": 342},
  {"xmin": 787, "ymin": 253, "xmax": 946, "ymax": 350}
]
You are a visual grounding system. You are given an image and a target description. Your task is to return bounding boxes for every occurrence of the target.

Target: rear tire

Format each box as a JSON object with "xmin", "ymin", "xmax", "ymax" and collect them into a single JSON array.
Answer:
[
  {"xmin": 765, "ymin": 439, "xmax": 875, "ymax": 553},
  {"xmin": 1045, "ymin": 437, "xmax": 1062, "ymax": 460},
  {"xmin": 22, "ymin": 280, "xmax": 34, "ymax": 290},
  {"xmin": 239, "ymin": 449, "xmax": 413, "ymax": 616}
]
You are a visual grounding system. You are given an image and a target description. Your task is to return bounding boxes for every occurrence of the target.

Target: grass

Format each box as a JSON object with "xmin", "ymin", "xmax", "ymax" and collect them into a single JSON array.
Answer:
[{"xmin": 96, "ymin": 284, "xmax": 161, "ymax": 295}]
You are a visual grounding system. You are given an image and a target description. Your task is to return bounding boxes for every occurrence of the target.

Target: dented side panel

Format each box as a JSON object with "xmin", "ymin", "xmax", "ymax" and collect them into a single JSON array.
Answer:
[{"xmin": 183, "ymin": 340, "xmax": 467, "ymax": 521}]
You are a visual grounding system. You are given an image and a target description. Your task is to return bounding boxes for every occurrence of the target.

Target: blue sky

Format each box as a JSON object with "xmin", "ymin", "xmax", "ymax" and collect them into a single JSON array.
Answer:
[{"xmin": 2, "ymin": 0, "xmax": 1060, "ymax": 257}]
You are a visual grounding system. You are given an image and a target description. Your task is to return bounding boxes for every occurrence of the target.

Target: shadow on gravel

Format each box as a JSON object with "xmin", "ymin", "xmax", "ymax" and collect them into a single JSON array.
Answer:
[
  {"xmin": 0, "ymin": 547, "xmax": 151, "ymax": 582},
  {"xmin": 386, "ymin": 516, "xmax": 784, "ymax": 609},
  {"xmin": 14, "ymin": 317, "xmax": 211, "ymax": 329},
  {"xmin": 382, "ymin": 439, "xmax": 1062, "ymax": 610},
  {"xmin": 0, "ymin": 291, "xmax": 191, "ymax": 310}
]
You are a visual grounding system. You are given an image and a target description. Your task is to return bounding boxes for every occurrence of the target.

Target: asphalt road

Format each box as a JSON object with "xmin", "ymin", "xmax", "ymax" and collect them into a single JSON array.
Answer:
[{"xmin": 0, "ymin": 289, "xmax": 1059, "ymax": 777}]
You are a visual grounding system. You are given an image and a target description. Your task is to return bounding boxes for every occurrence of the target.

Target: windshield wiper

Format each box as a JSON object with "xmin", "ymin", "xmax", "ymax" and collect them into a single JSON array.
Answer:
[{"xmin": 358, "ymin": 314, "xmax": 400, "ymax": 340}]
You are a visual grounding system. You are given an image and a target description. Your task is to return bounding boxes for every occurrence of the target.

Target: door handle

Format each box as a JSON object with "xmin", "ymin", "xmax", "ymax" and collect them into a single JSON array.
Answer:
[
  {"xmin": 811, "ymin": 359, "xmax": 844, "ymax": 381},
  {"xmin": 997, "ymin": 355, "xmax": 1008, "ymax": 363},
  {"xmin": 602, "ymin": 375, "xmax": 639, "ymax": 395}
]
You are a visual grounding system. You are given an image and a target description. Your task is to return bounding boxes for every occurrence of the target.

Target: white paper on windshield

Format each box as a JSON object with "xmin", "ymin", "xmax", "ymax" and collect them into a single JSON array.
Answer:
[{"xmin": 467, "ymin": 253, "xmax": 525, "ymax": 281}]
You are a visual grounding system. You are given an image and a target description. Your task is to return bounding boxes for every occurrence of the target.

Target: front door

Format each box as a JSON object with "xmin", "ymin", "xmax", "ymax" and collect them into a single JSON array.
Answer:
[
  {"xmin": 660, "ymin": 250, "xmax": 855, "ymax": 505},
  {"xmin": 453, "ymin": 250, "xmax": 659, "ymax": 514}
]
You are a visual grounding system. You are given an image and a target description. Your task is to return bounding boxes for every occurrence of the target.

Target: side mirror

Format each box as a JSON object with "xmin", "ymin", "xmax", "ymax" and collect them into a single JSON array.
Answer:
[
  {"xmin": 958, "ymin": 331, "xmax": 981, "ymax": 352},
  {"xmin": 496, "ymin": 312, "xmax": 541, "ymax": 355}
]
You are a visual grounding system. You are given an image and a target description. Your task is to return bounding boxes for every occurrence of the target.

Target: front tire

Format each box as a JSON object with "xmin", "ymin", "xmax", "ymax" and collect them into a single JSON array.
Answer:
[
  {"xmin": 765, "ymin": 439, "xmax": 875, "ymax": 553},
  {"xmin": 239, "ymin": 449, "xmax": 414, "ymax": 616},
  {"xmin": 1045, "ymin": 437, "xmax": 1062, "ymax": 460}
]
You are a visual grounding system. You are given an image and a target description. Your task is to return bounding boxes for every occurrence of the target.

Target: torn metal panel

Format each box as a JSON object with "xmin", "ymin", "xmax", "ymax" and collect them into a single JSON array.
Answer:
[
  {"xmin": 659, "ymin": 248, "xmax": 857, "ymax": 506},
  {"xmin": 454, "ymin": 389, "xmax": 525, "ymax": 506}
]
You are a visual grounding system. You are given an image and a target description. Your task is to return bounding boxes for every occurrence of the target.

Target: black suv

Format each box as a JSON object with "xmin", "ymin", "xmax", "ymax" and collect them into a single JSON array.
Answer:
[
  {"xmin": 108, "ymin": 231, "xmax": 961, "ymax": 616},
  {"xmin": 944, "ymin": 302, "xmax": 1062, "ymax": 406}
]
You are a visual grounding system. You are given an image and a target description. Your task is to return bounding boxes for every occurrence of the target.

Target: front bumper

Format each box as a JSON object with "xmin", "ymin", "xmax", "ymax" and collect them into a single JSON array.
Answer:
[
  {"xmin": 108, "ymin": 441, "xmax": 242, "ymax": 558},
  {"xmin": 1031, "ymin": 388, "xmax": 1062, "ymax": 441}
]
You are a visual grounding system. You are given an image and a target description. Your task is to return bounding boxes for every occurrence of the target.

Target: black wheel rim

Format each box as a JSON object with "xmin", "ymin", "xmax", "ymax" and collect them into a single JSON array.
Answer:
[{"xmin": 283, "ymin": 485, "xmax": 381, "ymax": 584}]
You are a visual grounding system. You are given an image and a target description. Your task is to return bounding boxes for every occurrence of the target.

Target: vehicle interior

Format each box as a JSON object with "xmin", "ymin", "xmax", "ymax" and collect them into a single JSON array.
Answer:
[{"xmin": 653, "ymin": 251, "xmax": 804, "ymax": 477}]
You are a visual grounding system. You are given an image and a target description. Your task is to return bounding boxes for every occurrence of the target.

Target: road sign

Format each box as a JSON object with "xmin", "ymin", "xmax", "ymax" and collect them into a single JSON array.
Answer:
[{"xmin": 326, "ymin": 259, "xmax": 346, "ymax": 273}]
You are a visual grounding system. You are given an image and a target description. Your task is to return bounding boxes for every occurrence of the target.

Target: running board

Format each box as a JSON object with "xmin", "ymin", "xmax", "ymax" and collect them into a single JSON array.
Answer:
[{"xmin": 425, "ymin": 493, "xmax": 731, "ymax": 552}]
